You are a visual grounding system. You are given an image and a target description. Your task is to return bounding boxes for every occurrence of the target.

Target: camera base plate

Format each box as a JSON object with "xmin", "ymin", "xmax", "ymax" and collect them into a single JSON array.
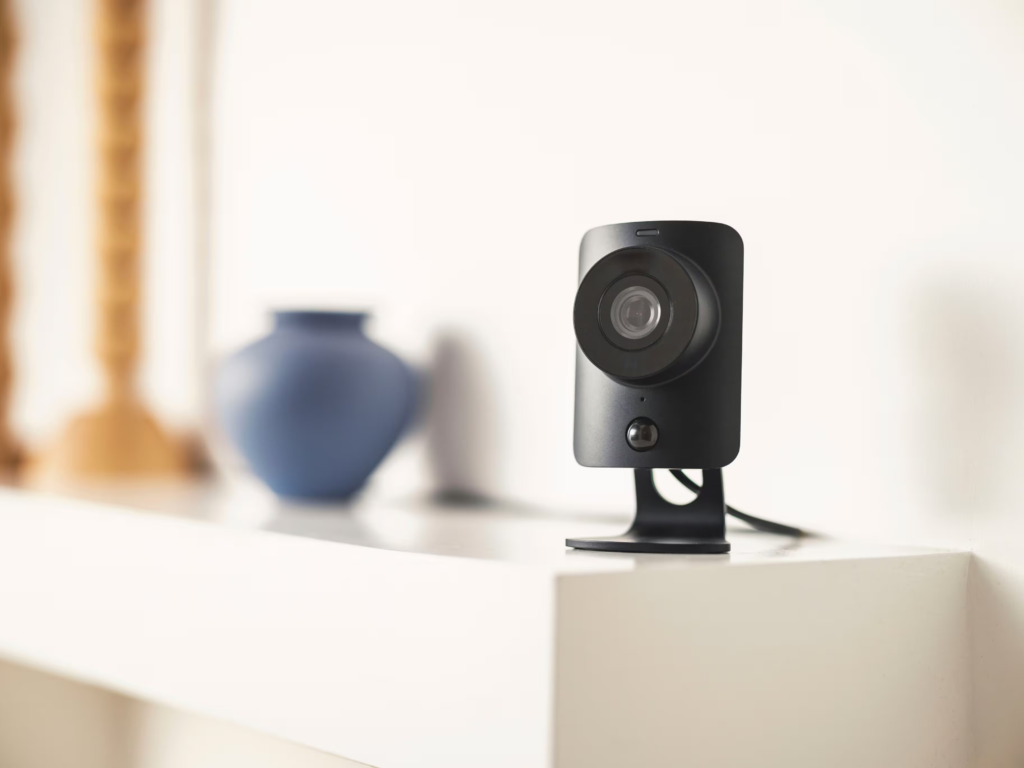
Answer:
[
  {"xmin": 566, "ymin": 468, "xmax": 731, "ymax": 555},
  {"xmin": 565, "ymin": 533, "xmax": 729, "ymax": 554}
]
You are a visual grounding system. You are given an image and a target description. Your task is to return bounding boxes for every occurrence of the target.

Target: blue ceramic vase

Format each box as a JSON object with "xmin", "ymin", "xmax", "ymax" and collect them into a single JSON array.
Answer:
[{"xmin": 215, "ymin": 311, "xmax": 417, "ymax": 500}]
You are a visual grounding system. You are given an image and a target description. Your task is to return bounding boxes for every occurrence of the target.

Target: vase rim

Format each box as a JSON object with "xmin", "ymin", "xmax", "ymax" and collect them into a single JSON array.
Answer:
[
  {"xmin": 273, "ymin": 309, "xmax": 369, "ymax": 319},
  {"xmin": 273, "ymin": 310, "xmax": 369, "ymax": 330}
]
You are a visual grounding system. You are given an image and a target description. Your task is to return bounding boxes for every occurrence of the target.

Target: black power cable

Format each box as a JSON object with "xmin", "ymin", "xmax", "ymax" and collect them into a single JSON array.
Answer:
[{"xmin": 669, "ymin": 469, "xmax": 806, "ymax": 538}]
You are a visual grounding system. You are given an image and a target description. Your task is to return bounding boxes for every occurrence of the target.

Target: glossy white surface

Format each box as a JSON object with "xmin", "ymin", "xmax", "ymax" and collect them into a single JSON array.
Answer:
[
  {"xmin": 22, "ymin": 475, "xmax": 952, "ymax": 571},
  {"xmin": 0, "ymin": 482, "xmax": 972, "ymax": 768}
]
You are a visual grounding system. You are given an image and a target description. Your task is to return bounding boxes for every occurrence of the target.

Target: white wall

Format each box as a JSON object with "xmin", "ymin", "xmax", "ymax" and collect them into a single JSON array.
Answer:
[
  {"xmin": 210, "ymin": 0, "xmax": 1024, "ymax": 538},
  {"xmin": 129, "ymin": 700, "xmax": 366, "ymax": 768}
]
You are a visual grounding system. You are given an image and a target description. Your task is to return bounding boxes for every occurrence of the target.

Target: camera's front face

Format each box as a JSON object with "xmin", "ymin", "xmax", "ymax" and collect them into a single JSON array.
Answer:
[{"xmin": 573, "ymin": 222, "xmax": 743, "ymax": 469}]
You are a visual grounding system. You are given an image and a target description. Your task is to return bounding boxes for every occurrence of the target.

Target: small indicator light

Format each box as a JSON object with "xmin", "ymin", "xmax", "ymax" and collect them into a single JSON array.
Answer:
[{"xmin": 636, "ymin": 228, "xmax": 660, "ymax": 237}]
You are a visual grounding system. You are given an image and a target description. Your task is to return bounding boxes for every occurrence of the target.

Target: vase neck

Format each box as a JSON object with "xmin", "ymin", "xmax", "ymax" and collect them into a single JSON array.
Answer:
[{"xmin": 274, "ymin": 311, "xmax": 367, "ymax": 333}]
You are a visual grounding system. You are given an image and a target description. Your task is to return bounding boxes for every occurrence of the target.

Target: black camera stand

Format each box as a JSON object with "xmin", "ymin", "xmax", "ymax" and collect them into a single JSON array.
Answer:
[{"xmin": 566, "ymin": 469, "xmax": 731, "ymax": 554}]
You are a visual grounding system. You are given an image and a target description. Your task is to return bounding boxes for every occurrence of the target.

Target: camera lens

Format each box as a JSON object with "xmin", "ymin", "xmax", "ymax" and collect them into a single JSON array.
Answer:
[{"xmin": 610, "ymin": 286, "xmax": 661, "ymax": 340}]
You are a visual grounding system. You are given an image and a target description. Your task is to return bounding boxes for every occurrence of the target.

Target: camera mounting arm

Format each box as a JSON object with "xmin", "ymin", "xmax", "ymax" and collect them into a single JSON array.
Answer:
[
  {"xmin": 566, "ymin": 469, "xmax": 805, "ymax": 554},
  {"xmin": 566, "ymin": 469, "xmax": 731, "ymax": 554}
]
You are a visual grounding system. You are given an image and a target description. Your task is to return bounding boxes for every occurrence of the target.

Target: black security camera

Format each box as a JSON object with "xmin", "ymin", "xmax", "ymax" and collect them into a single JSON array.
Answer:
[
  {"xmin": 573, "ymin": 221, "xmax": 743, "ymax": 470},
  {"xmin": 568, "ymin": 221, "xmax": 746, "ymax": 554}
]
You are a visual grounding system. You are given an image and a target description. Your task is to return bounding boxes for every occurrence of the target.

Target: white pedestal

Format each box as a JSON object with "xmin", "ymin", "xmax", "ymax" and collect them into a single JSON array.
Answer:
[{"xmin": 0, "ymin": 484, "xmax": 971, "ymax": 768}]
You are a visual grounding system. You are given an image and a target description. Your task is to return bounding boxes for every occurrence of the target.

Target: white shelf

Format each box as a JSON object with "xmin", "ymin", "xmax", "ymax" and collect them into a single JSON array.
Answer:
[{"xmin": 0, "ymin": 481, "xmax": 972, "ymax": 768}]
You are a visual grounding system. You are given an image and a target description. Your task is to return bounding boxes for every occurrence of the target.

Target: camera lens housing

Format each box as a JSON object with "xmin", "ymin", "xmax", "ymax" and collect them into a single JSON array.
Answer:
[
  {"xmin": 574, "ymin": 245, "xmax": 720, "ymax": 385},
  {"xmin": 573, "ymin": 221, "xmax": 743, "ymax": 469}
]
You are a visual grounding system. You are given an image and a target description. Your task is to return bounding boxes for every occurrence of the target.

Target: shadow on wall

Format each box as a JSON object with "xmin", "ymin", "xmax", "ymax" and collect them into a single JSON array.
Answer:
[
  {"xmin": 0, "ymin": 660, "xmax": 133, "ymax": 768},
  {"xmin": 909, "ymin": 269, "xmax": 1024, "ymax": 767},
  {"xmin": 971, "ymin": 558, "xmax": 1024, "ymax": 768},
  {"xmin": 425, "ymin": 331, "xmax": 501, "ymax": 503},
  {"xmin": 909, "ymin": 277, "xmax": 1023, "ymax": 519},
  {"xmin": 0, "ymin": 660, "xmax": 366, "ymax": 768}
]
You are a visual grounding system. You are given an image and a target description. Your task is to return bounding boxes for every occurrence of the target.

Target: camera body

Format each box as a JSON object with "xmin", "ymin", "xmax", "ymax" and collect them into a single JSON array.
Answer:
[{"xmin": 573, "ymin": 221, "xmax": 743, "ymax": 469}]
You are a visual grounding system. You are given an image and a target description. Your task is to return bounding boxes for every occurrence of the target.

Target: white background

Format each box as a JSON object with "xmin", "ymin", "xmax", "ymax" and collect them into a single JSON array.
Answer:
[{"xmin": 11, "ymin": 0, "xmax": 1024, "ymax": 765}]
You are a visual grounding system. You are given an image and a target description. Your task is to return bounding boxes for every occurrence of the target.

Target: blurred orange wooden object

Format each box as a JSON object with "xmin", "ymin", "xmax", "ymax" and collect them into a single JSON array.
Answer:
[
  {"xmin": 0, "ymin": 0, "xmax": 19, "ymax": 470},
  {"xmin": 32, "ymin": 0, "xmax": 185, "ymax": 481}
]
